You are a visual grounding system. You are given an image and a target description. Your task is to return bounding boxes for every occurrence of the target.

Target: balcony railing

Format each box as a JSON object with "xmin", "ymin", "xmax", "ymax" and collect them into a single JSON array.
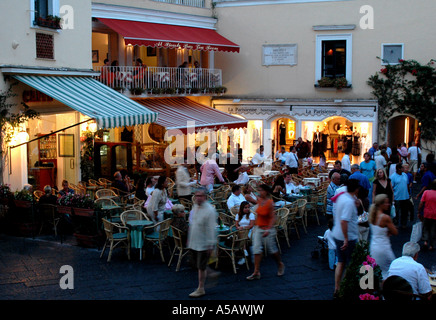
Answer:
[
  {"xmin": 94, "ymin": 66, "xmax": 223, "ymax": 95},
  {"xmin": 151, "ymin": 0, "xmax": 206, "ymax": 8}
]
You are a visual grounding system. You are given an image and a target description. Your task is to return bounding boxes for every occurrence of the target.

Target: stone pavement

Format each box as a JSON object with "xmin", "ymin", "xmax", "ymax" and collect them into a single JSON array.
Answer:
[{"xmin": 0, "ymin": 183, "xmax": 434, "ymax": 302}]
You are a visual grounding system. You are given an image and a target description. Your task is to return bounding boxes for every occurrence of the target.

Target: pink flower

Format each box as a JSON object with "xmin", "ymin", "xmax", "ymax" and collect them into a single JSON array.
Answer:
[{"xmin": 359, "ymin": 293, "xmax": 379, "ymax": 300}]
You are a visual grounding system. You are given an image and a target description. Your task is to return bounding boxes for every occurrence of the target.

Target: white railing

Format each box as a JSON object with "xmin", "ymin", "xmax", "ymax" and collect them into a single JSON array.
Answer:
[
  {"xmin": 94, "ymin": 66, "xmax": 222, "ymax": 94},
  {"xmin": 152, "ymin": 0, "xmax": 206, "ymax": 8}
]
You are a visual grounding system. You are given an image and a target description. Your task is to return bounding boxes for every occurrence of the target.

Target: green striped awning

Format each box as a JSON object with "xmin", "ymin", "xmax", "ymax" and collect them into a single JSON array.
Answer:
[{"xmin": 13, "ymin": 75, "xmax": 158, "ymax": 129}]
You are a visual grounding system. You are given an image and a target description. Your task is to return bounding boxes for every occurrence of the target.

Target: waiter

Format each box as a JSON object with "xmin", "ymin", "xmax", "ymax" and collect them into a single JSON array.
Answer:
[{"xmin": 285, "ymin": 146, "xmax": 299, "ymax": 174}]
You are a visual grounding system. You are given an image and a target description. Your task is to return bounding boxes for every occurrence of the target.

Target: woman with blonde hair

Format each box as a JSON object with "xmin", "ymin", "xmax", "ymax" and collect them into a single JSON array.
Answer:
[{"xmin": 369, "ymin": 194, "xmax": 398, "ymax": 279}]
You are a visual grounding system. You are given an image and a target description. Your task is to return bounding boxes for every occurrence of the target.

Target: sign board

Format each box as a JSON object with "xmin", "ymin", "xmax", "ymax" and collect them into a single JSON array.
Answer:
[{"xmin": 262, "ymin": 44, "xmax": 297, "ymax": 66}]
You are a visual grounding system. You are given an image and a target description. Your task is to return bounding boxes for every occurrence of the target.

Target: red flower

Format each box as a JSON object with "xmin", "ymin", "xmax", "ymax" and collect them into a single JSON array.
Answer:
[
  {"xmin": 88, "ymin": 156, "xmax": 92, "ymax": 161},
  {"xmin": 399, "ymin": 59, "xmax": 404, "ymax": 63},
  {"xmin": 380, "ymin": 68, "xmax": 388, "ymax": 74},
  {"xmin": 412, "ymin": 69, "xmax": 418, "ymax": 75}
]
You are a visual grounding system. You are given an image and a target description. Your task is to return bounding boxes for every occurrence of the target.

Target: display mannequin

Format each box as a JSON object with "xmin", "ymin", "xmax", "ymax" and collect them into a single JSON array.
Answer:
[
  {"xmin": 352, "ymin": 127, "xmax": 361, "ymax": 156},
  {"xmin": 279, "ymin": 121, "xmax": 286, "ymax": 146},
  {"xmin": 312, "ymin": 126, "xmax": 321, "ymax": 157},
  {"xmin": 321, "ymin": 125, "xmax": 330, "ymax": 153}
]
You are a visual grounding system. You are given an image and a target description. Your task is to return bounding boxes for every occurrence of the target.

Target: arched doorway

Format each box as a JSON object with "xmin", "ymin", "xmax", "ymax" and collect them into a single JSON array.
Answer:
[{"xmin": 387, "ymin": 115, "xmax": 420, "ymax": 149}]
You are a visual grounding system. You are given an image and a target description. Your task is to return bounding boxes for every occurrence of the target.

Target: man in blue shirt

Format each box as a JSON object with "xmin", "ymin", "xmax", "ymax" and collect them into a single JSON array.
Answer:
[
  {"xmin": 360, "ymin": 152, "xmax": 377, "ymax": 203},
  {"xmin": 349, "ymin": 164, "xmax": 371, "ymax": 214},
  {"xmin": 391, "ymin": 163, "xmax": 410, "ymax": 229},
  {"xmin": 416, "ymin": 162, "xmax": 436, "ymax": 199},
  {"xmin": 368, "ymin": 142, "xmax": 379, "ymax": 160}
]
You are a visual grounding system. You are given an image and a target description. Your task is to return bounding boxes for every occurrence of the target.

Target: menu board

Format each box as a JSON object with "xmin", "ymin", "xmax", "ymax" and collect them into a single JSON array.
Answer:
[{"xmin": 262, "ymin": 44, "xmax": 297, "ymax": 66}]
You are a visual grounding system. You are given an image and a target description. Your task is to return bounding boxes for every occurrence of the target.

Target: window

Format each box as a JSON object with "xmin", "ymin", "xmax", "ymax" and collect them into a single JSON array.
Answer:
[
  {"xmin": 381, "ymin": 44, "xmax": 404, "ymax": 65},
  {"xmin": 35, "ymin": 0, "xmax": 49, "ymax": 19},
  {"xmin": 315, "ymin": 34, "xmax": 352, "ymax": 85},
  {"xmin": 322, "ymin": 40, "xmax": 346, "ymax": 78},
  {"xmin": 30, "ymin": 0, "xmax": 59, "ymax": 27},
  {"xmin": 36, "ymin": 32, "xmax": 54, "ymax": 59}
]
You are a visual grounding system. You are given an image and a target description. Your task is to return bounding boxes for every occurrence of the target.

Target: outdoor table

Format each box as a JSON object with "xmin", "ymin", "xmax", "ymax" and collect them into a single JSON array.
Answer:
[
  {"xmin": 429, "ymin": 273, "xmax": 436, "ymax": 294},
  {"xmin": 126, "ymin": 220, "xmax": 154, "ymax": 260},
  {"xmin": 215, "ymin": 225, "xmax": 230, "ymax": 236},
  {"xmin": 263, "ymin": 170, "xmax": 279, "ymax": 176},
  {"xmin": 247, "ymin": 175, "xmax": 261, "ymax": 180},
  {"xmin": 284, "ymin": 193, "xmax": 304, "ymax": 202},
  {"xmin": 169, "ymin": 198, "xmax": 180, "ymax": 204},
  {"xmin": 317, "ymin": 173, "xmax": 329, "ymax": 183}
]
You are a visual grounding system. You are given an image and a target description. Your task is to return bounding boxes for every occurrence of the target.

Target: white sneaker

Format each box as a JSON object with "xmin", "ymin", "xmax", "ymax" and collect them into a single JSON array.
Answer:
[
  {"xmin": 237, "ymin": 258, "xmax": 246, "ymax": 265},
  {"xmin": 244, "ymin": 249, "xmax": 249, "ymax": 256}
]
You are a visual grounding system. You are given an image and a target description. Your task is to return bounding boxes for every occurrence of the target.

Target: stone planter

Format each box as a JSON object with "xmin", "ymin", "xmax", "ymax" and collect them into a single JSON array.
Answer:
[
  {"xmin": 57, "ymin": 206, "xmax": 72, "ymax": 215},
  {"xmin": 13, "ymin": 200, "xmax": 32, "ymax": 208},
  {"xmin": 73, "ymin": 208, "xmax": 95, "ymax": 217},
  {"xmin": 73, "ymin": 233, "xmax": 101, "ymax": 248}
]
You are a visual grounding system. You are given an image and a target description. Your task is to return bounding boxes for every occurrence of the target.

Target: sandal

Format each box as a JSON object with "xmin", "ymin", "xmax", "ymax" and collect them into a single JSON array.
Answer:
[
  {"xmin": 246, "ymin": 273, "xmax": 261, "ymax": 281},
  {"xmin": 277, "ymin": 263, "xmax": 285, "ymax": 276}
]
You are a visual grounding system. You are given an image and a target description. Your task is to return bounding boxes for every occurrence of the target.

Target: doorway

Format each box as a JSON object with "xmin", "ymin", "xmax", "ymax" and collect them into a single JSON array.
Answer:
[
  {"xmin": 274, "ymin": 117, "xmax": 296, "ymax": 155},
  {"xmin": 387, "ymin": 115, "xmax": 419, "ymax": 149}
]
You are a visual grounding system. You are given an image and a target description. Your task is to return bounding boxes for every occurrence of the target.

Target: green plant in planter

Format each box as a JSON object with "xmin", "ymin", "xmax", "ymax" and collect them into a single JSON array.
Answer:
[
  {"xmin": 14, "ymin": 189, "xmax": 33, "ymax": 202},
  {"xmin": 0, "ymin": 184, "xmax": 11, "ymax": 200},
  {"xmin": 334, "ymin": 77, "xmax": 348, "ymax": 89},
  {"xmin": 317, "ymin": 77, "xmax": 335, "ymax": 87},
  {"xmin": 70, "ymin": 194, "xmax": 95, "ymax": 209},
  {"xmin": 57, "ymin": 193, "xmax": 74, "ymax": 207},
  {"xmin": 338, "ymin": 241, "xmax": 383, "ymax": 301},
  {"xmin": 113, "ymin": 86, "xmax": 124, "ymax": 93},
  {"xmin": 130, "ymin": 87, "xmax": 144, "ymax": 95},
  {"xmin": 164, "ymin": 87, "xmax": 176, "ymax": 95}
]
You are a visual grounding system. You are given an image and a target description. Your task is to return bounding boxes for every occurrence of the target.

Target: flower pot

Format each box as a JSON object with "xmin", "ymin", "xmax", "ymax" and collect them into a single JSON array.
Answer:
[
  {"xmin": 14, "ymin": 200, "xmax": 32, "ymax": 208},
  {"xmin": 57, "ymin": 206, "xmax": 72, "ymax": 214},
  {"xmin": 14, "ymin": 221, "xmax": 39, "ymax": 237},
  {"xmin": 73, "ymin": 208, "xmax": 95, "ymax": 217}
]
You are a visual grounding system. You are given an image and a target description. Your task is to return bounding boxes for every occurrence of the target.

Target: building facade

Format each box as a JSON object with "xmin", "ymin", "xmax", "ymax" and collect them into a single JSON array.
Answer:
[{"xmin": 211, "ymin": 0, "xmax": 436, "ymax": 162}]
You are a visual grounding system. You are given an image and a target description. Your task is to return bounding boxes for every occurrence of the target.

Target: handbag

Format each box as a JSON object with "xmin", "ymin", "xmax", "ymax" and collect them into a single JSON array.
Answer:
[
  {"xmin": 390, "ymin": 204, "xmax": 396, "ymax": 219},
  {"xmin": 410, "ymin": 221, "xmax": 423, "ymax": 243}
]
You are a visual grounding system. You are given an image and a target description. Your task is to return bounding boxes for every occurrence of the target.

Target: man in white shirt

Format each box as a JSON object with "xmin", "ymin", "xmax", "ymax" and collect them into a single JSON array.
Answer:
[
  {"xmin": 375, "ymin": 149, "xmax": 387, "ymax": 170},
  {"xmin": 251, "ymin": 145, "xmax": 265, "ymax": 165},
  {"xmin": 408, "ymin": 142, "xmax": 421, "ymax": 182},
  {"xmin": 227, "ymin": 185, "xmax": 247, "ymax": 211},
  {"xmin": 387, "ymin": 242, "xmax": 432, "ymax": 300},
  {"xmin": 341, "ymin": 151, "xmax": 351, "ymax": 172},
  {"xmin": 283, "ymin": 172, "xmax": 297, "ymax": 194},
  {"xmin": 332, "ymin": 178, "xmax": 361, "ymax": 297},
  {"xmin": 275, "ymin": 146, "xmax": 286, "ymax": 163},
  {"xmin": 285, "ymin": 146, "xmax": 299, "ymax": 174}
]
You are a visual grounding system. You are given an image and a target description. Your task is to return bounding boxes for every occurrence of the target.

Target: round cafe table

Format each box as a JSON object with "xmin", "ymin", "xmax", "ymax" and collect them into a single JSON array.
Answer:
[{"xmin": 126, "ymin": 220, "xmax": 154, "ymax": 260}]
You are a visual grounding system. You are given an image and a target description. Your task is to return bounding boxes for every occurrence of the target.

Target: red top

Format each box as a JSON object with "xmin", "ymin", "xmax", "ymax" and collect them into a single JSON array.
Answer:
[
  {"xmin": 421, "ymin": 190, "xmax": 436, "ymax": 220},
  {"xmin": 255, "ymin": 199, "xmax": 274, "ymax": 229}
]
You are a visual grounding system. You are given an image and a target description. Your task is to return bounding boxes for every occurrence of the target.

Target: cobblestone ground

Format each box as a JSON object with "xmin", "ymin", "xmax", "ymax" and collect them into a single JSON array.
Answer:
[{"xmin": 0, "ymin": 183, "xmax": 434, "ymax": 303}]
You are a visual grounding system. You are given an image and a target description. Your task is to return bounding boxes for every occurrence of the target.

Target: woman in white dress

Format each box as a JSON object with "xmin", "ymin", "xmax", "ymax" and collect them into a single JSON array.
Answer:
[{"xmin": 369, "ymin": 194, "xmax": 399, "ymax": 279}]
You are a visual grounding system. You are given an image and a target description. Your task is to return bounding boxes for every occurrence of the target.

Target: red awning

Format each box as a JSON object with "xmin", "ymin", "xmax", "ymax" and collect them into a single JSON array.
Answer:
[
  {"xmin": 98, "ymin": 18, "xmax": 240, "ymax": 53},
  {"xmin": 134, "ymin": 97, "xmax": 247, "ymax": 134}
]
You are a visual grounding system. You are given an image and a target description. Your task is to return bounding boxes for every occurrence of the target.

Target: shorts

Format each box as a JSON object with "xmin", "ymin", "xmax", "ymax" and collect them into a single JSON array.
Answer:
[
  {"xmin": 409, "ymin": 159, "xmax": 418, "ymax": 173},
  {"xmin": 334, "ymin": 238, "xmax": 356, "ymax": 264},
  {"xmin": 252, "ymin": 226, "xmax": 278, "ymax": 255},
  {"xmin": 190, "ymin": 250, "xmax": 210, "ymax": 271}
]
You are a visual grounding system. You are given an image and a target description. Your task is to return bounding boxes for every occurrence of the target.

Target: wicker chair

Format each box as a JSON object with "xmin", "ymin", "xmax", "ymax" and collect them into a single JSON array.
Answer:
[
  {"xmin": 216, "ymin": 228, "xmax": 250, "ymax": 274},
  {"xmin": 100, "ymin": 218, "xmax": 131, "ymax": 262},
  {"xmin": 120, "ymin": 209, "xmax": 150, "ymax": 225},
  {"xmin": 296, "ymin": 199, "xmax": 307, "ymax": 234},
  {"xmin": 305, "ymin": 192, "xmax": 320, "ymax": 225},
  {"xmin": 143, "ymin": 218, "xmax": 173, "ymax": 263},
  {"xmin": 286, "ymin": 202, "xmax": 300, "ymax": 239},
  {"xmin": 179, "ymin": 198, "xmax": 193, "ymax": 212},
  {"xmin": 98, "ymin": 178, "xmax": 112, "ymax": 188},
  {"xmin": 219, "ymin": 212, "xmax": 235, "ymax": 228},
  {"xmin": 33, "ymin": 190, "xmax": 44, "ymax": 200},
  {"xmin": 37, "ymin": 203, "xmax": 61, "ymax": 238},
  {"xmin": 168, "ymin": 226, "xmax": 190, "ymax": 272},
  {"xmin": 275, "ymin": 207, "xmax": 290, "ymax": 249},
  {"xmin": 88, "ymin": 179, "xmax": 99, "ymax": 186},
  {"xmin": 95, "ymin": 188, "xmax": 118, "ymax": 199}
]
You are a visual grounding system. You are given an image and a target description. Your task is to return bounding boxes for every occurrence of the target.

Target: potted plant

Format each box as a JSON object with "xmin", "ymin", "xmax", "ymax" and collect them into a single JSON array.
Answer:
[
  {"xmin": 57, "ymin": 193, "xmax": 74, "ymax": 214},
  {"xmin": 334, "ymin": 77, "xmax": 349, "ymax": 89},
  {"xmin": 0, "ymin": 184, "xmax": 11, "ymax": 206},
  {"xmin": 71, "ymin": 194, "xmax": 97, "ymax": 217},
  {"xmin": 130, "ymin": 87, "xmax": 144, "ymax": 95},
  {"xmin": 13, "ymin": 189, "xmax": 33, "ymax": 208},
  {"xmin": 164, "ymin": 87, "xmax": 176, "ymax": 95},
  {"xmin": 113, "ymin": 86, "xmax": 125, "ymax": 93},
  {"xmin": 317, "ymin": 77, "xmax": 335, "ymax": 88}
]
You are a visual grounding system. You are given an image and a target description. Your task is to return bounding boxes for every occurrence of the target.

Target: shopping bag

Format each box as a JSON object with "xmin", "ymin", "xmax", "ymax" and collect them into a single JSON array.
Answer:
[
  {"xmin": 410, "ymin": 221, "xmax": 423, "ymax": 243},
  {"xmin": 390, "ymin": 204, "xmax": 396, "ymax": 219}
]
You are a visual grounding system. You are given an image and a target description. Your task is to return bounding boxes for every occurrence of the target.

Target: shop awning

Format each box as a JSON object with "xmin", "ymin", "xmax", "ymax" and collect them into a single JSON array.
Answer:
[
  {"xmin": 12, "ymin": 75, "xmax": 158, "ymax": 129},
  {"xmin": 98, "ymin": 18, "xmax": 240, "ymax": 53},
  {"xmin": 134, "ymin": 97, "xmax": 247, "ymax": 134}
]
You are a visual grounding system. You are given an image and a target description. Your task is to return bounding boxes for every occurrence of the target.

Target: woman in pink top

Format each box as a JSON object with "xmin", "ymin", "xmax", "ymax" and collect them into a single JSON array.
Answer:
[
  {"xmin": 200, "ymin": 154, "xmax": 225, "ymax": 192},
  {"xmin": 418, "ymin": 179, "xmax": 436, "ymax": 250}
]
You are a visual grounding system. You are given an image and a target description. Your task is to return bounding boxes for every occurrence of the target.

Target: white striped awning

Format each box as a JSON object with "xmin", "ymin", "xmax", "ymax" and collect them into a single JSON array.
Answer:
[
  {"xmin": 13, "ymin": 75, "xmax": 158, "ymax": 129},
  {"xmin": 134, "ymin": 97, "xmax": 247, "ymax": 134}
]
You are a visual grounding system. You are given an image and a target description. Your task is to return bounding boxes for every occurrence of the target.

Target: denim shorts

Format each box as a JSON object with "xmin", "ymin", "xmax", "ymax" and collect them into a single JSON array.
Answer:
[
  {"xmin": 252, "ymin": 226, "xmax": 278, "ymax": 255},
  {"xmin": 334, "ymin": 239, "xmax": 356, "ymax": 264}
]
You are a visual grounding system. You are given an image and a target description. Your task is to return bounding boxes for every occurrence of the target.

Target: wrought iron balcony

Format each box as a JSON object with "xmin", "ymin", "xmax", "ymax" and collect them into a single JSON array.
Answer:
[
  {"xmin": 151, "ymin": 0, "xmax": 206, "ymax": 8},
  {"xmin": 93, "ymin": 66, "xmax": 224, "ymax": 96}
]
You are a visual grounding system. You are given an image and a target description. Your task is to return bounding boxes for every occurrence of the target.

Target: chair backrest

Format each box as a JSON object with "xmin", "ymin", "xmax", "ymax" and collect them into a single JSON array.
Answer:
[
  {"xmin": 95, "ymin": 197, "xmax": 118, "ymax": 208},
  {"xmin": 120, "ymin": 209, "xmax": 149, "ymax": 225},
  {"xmin": 98, "ymin": 178, "xmax": 112, "ymax": 188},
  {"xmin": 297, "ymin": 199, "xmax": 307, "ymax": 217},
  {"xmin": 179, "ymin": 198, "xmax": 192, "ymax": 211},
  {"xmin": 34, "ymin": 190, "xmax": 44, "ymax": 200},
  {"xmin": 228, "ymin": 229, "xmax": 250, "ymax": 250},
  {"xmin": 88, "ymin": 179, "xmax": 99, "ymax": 186},
  {"xmin": 229, "ymin": 205, "xmax": 239, "ymax": 217},
  {"xmin": 171, "ymin": 225, "xmax": 186, "ymax": 249},
  {"xmin": 102, "ymin": 218, "xmax": 116, "ymax": 239},
  {"xmin": 274, "ymin": 208, "xmax": 289, "ymax": 227},
  {"xmin": 219, "ymin": 212, "xmax": 235, "ymax": 227},
  {"xmin": 155, "ymin": 218, "xmax": 173, "ymax": 240},
  {"xmin": 38, "ymin": 203, "xmax": 57, "ymax": 218},
  {"xmin": 96, "ymin": 188, "xmax": 117, "ymax": 199}
]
